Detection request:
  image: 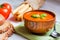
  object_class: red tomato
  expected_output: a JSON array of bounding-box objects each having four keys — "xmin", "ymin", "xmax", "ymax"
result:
[{"xmin": 0, "ymin": 3, "xmax": 12, "ymax": 19}]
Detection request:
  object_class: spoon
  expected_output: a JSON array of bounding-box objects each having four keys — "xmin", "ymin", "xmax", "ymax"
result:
[{"xmin": 50, "ymin": 24, "xmax": 60, "ymax": 38}]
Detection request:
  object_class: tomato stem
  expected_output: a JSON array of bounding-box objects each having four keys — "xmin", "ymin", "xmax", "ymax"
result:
[{"xmin": 0, "ymin": 5, "xmax": 3, "ymax": 8}]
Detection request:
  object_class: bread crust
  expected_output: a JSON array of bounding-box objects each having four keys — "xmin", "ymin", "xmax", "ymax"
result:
[
  {"xmin": 0, "ymin": 21, "xmax": 14, "ymax": 40},
  {"xmin": 0, "ymin": 21, "xmax": 14, "ymax": 33},
  {"xmin": 13, "ymin": 3, "xmax": 32, "ymax": 21},
  {"xmin": 0, "ymin": 24, "xmax": 14, "ymax": 40}
]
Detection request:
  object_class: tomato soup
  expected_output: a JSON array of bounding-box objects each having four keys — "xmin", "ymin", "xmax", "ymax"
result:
[{"xmin": 24, "ymin": 10, "xmax": 54, "ymax": 22}]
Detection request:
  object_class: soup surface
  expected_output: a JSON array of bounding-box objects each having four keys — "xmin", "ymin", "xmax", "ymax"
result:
[{"xmin": 24, "ymin": 11, "xmax": 54, "ymax": 21}]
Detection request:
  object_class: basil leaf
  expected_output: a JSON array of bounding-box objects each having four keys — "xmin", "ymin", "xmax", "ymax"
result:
[
  {"xmin": 40, "ymin": 14, "xmax": 47, "ymax": 19},
  {"xmin": 31, "ymin": 14, "xmax": 40, "ymax": 18}
]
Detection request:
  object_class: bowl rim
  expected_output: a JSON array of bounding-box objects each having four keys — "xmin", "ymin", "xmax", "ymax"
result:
[{"xmin": 23, "ymin": 10, "xmax": 56, "ymax": 22}]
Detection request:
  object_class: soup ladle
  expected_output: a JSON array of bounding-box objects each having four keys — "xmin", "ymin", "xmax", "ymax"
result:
[{"xmin": 50, "ymin": 24, "xmax": 60, "ymax": 38}]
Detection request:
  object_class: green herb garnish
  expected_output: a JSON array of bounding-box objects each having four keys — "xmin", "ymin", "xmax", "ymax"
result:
[
  {"xmin": 31, "ymin": 13, "xmax": 47, "ymax": 19},
  {"xmin": 40, "ymin": 14, "xmax": 47, "ymax": 19},
  {"xmin": 31, "ymin": 14, "xmax": 40, "ymax": 18}
]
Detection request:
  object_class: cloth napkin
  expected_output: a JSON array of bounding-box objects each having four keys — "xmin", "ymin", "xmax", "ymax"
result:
[{"xmin": 14, "ymin": 23, "xmax": 60, "ymax": 40}]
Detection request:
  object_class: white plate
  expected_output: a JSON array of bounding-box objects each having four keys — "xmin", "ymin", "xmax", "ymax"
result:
[{"xmin": 0, "ymin": 0, "xmax": 60, "ymax": 40}]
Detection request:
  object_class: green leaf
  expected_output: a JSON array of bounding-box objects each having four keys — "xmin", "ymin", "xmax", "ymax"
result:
[
  {"xmin": 31, "ymin": 14, "xmax": 40, "ymax": 18},
  {"xmin": 40, "ymin": 14, "xmax": 47, "ymax": 19},
  {"xmin": 41, "ymin": 14, "xmax": 47, "ymax": 17}
]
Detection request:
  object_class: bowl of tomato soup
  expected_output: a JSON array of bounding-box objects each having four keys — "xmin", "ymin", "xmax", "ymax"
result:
[{"xmin": 23, "ymin": 10, "xmax": 55, "ymax": 34}]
